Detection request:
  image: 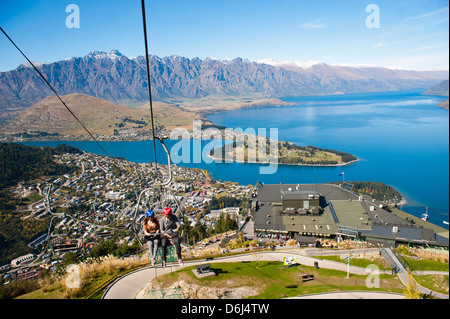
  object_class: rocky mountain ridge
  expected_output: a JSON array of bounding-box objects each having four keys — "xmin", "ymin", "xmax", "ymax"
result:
[{"xmin": 1, "ymin": 50, "xmax": 447, "ymax": 115}]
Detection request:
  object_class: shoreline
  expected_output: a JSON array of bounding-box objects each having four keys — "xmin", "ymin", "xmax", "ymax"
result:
[
  {"xmin": 8, "ymin": 140, "xmax": 448, "ymax": 231},
  {"xmin": 208, "ymin": 154, "xmax": 360, "ymax": 167},
  {"xmin": 5, "ymin": 136, "xmax": 360, "ymax": 167}
]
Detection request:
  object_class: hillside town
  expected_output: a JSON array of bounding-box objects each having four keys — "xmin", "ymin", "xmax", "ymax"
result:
[
  {"xmin": 1, "ymin": 147, "xmax": 448, "ymax": 297},
  {"xmin": 0, "ymin": 150, "xmax": 253, "ymax": 284}
]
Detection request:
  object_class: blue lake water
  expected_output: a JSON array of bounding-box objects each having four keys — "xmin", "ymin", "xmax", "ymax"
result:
[{"xmin": 24, "ymin": 90, "xmax": 449, "ymax": 229}]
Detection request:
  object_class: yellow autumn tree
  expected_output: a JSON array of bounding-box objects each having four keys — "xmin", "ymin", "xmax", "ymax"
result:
[{"xmin": 403, "ymin": 269, "xmax": 421, "ymax": 299}]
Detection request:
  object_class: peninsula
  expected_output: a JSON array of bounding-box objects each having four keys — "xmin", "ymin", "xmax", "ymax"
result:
[{"xmin": 210, "ymin": 140, "xmax": 358, "ymax": 166}]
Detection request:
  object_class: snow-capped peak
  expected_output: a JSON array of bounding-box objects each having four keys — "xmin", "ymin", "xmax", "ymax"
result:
[
  {"xmin": 85, "ymin": 49, "xmax": 123, "ymax": 60},
  {"xmin": 17, "ymin": 61, "xmax": 46, "ymax": 69},
  {"xmin": 256, "ymin": 58, "xmax": 323, "ymax": 69}
]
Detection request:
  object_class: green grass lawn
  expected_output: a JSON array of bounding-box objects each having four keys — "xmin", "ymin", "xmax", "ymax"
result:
[
  {"xmin": 16, "ymin": 272, "xmax": 118, "ymax": 299},
  {"xmin": 402, "ymin": 256, "xmax": 449, "ymax": 295},
  {"xmin": 404, "ymin": 257, "xmax": 449, "ymax": 272},
  {"xmin": 15, "ymin": 283, "xmax": 64, "ymax": 299},
  {"xmin": 319, "ymin": 255, "xmax": 391, "ymax": 271},
  {"xmin": 155, "ymin": 261, "xmax": 404, "ymax": 299},
  {"xmin": 413, "ymin": 274, "xmax": 449, "ymax": 295}
]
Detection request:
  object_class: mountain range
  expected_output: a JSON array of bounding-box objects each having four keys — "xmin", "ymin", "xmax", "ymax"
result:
[{"xmin": 0, "ymin": 49, "xmax": 448, "ymax": 124}]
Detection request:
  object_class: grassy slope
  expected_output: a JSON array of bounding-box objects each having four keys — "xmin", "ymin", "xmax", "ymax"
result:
[{"xmin": 0, "ymin": 93, "xmax": 202, "ymax": 137}]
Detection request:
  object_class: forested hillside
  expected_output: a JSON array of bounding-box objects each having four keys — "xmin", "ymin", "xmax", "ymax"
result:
[
  {"xmin": 0, "ymin": 143, "xmax": 82, "ymax": 265},
  {"xmin": 334, "ymin": 180, "xmax": 403, "ymax": 204}
]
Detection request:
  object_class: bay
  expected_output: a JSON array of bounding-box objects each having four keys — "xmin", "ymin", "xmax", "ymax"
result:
[
  {"xmin": 23, "ymin": 90, "xmax": 449, "ymax": 229},
  {"xmin": 205, "ymin": 90, "xmax": 449, "ymax": 228}
]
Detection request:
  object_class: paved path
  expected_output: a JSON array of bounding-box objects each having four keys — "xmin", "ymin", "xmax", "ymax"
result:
[
  {"xmin": 306, "ymin": 247, "xmax": 449, "ymax": 299},
  {"xmin": 103, "ymin": 248, "xmax": 449, "ymax": 299},
  {"xmin": 104, "ymin": 253, "xmax": 279, "ymax": 299},
  {"xmin": 397, "ymin": 270, "xmax": 449, "ymax": 299},
  {"xmin": 413, "ymin": 270, "xmax": 449, "ymax": 275}
]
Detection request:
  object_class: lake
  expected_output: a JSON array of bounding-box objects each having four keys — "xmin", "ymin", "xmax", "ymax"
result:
[{"xmin": 24, "ymin": 90, "xmax": 449, "ymax": 229}]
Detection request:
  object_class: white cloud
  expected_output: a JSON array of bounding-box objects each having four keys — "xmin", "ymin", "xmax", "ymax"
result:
[
  {"xmin": 396, "ymin": 31, "xmax": 449, "ymax": 45},
  {"xmin": 372, "ymin": 41, "xmax": 388, "ymax": 50},
  {"xmin": 256, "ymin": 59, "xmax": 378, "ymax": 69},
  {"xmin": 332, "ymin": 62, "xmax": 379, "ymax": 68},
  {"xmin": 300, "ymin": 19, "xmax": 326, "ymax": 29},
  {"xmin": 386, "ymin": 51, "xmax": 450, "ymax": 71},
  {"xmin": 404, "ymin": 6, "xmax": 449, "ymax": 22},
  {"xmin": 257, "ymin": 58, "xmax": 322, "ymax": 69},
  {"xmin": 293, "ymin": 60, "xmax": 323, "ymax": 68},
  {"xmin": 411, "ymin": 44, "xmax": 445, "ymax": 52}
]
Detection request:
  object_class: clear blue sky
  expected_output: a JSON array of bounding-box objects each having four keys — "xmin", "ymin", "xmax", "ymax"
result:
[{"xmin": 0, "ymin": 0, "xmax": 448, "ymax": 72}]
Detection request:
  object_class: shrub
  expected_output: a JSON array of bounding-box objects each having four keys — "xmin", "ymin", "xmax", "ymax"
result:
[
  {"xmin": 396, "ymin": 244, "xmax": 411, "ymax": 256},
  {"xmin": 249, "ymin": 240, "xmax": 259, "ymax": 248},
  {"xmin": 411, "ymin": 247, "xmax": 449, "ymax": 263},
  {"xmin": 56, "ymin": 254, "xmax": 148, "ymax": 298},
  {"xmin": 286, "ymin": 239, "xmax": 297, "ymax": 246},
  {"xmin": 0, "ymin": 278, "xmax": 41, "ymax": 299}
]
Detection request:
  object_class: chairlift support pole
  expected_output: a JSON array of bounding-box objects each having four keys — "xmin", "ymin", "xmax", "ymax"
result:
[
  {"xmin": 133, "ymin": 136, "xmax": 179, "ymax": 245},
  {"xmin": 347, "ymin": 253, "xmax": 350, "ymax": 278}
]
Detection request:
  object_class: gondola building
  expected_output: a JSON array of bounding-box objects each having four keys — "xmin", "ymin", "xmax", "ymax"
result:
[{"xmin": 250, "ymin": 183, "xmax": 448, "ymax": 248}]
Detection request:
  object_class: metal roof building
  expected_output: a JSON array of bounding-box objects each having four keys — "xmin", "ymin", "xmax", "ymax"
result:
[{"xmin": 250, "ymin": 183, "xmax": 449, "ymax": 247}]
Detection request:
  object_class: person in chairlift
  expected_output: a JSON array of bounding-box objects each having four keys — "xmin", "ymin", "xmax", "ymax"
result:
[
  {"xmin": 142, "ymin": 209, "xmax": 160, "ymax": 266},
  {"xmin": 159, "ymin": 207, "xmax": 183, "ymax": 267}
]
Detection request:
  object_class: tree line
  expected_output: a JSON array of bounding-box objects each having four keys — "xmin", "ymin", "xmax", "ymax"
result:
[
  {"xmin": 334, "ymin": 180, "xmax": 403, "ymax": 204},
  {"xmin": 280, "ymin": 143, "xmax": 358, "ymax": 163},
  {"xmin": 179, "ymin": 196, "xmax": 242, "ymax": 246},
  {"xmin": 0, "ymin": 143, "xmax": 81, "ymax": 188}
]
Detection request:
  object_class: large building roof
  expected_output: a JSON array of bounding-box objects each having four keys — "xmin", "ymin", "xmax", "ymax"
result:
[
  {"xmin": 256, "ymin": 183, "xmax": 351, "ymax": 203},
  {"xmin": 252, "ymin": 183, "xmax": 448, "ymax": 246},
  {"xmin": 360, "ymin": 225, "xmax": 448, "ymax": 246},
  {"xmin": 329, "ymin": 200, "xmax": 371, "ymax": 230}
]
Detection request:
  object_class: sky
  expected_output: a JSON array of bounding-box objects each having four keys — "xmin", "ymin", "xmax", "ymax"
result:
[{"xmin": 0, "ymin": 0, "xmax": 448, "ymax": 72}]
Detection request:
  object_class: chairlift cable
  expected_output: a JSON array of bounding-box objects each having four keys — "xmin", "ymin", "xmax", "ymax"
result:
[
  {"xmin": 141, "ymin": 0, "xmax": 159, "ymax": 171},
  {"xmin": 132, "ymin": 136, "xmax": 175, "ymax": 245},
  {"xmin": 2, "ymin": 2, "xmax": 184, "ymax": 251},
  {"xmin": 0, "ymin": 26, "xmax": 110, "ymax": 158},
  {"xmin": 427, "ymin": 207, "xmax": 448, "ymax": 218}
]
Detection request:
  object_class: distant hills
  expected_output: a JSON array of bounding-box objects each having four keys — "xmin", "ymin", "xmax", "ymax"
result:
[
  {"xmin": 0, "ymin": 50, "xmax": 448, "ymax": 123},
  {"xmin": 0, "ymin": 93, "xmax": 201, "ymax": 139},
  {"xmin": 422, "ymin": 79, "xmax": 449, "ymax": 96},
  {"xmin": 422, "ymin": 79, "xmax": 449, "ymax": 110},
  {"xmin": 437, "ymin": 100, "xmax": 449, "ymax": 110}
]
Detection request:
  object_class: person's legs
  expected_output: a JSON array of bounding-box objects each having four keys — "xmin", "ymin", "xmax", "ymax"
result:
[
  {"xmin": 152, "ymin": 239, "xmax": 160, "ymax": 264},
  {"xmin": 160, "ymin": 236, "xmax": 168, "ymax": 266},
  {"xmin": 171, "ymin": 236, "xmax": 183, "ymax": 265},
  {"xmin": 147, "ymin": 239, "xmax": 153, "ymax": 261},
  {"xmin": 147, "ymin": 237, "xmax": 158, "ymax": 265}
]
